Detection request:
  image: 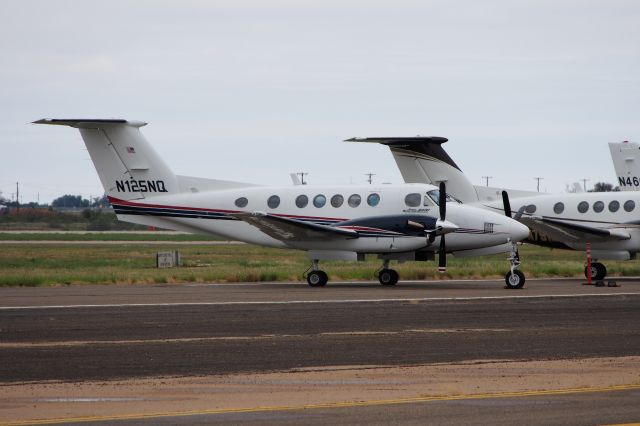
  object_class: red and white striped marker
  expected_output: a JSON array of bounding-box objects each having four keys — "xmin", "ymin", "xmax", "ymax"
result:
[{"xmin": 586, "ymin": 242, "xmax": 592, "ymax": 285}]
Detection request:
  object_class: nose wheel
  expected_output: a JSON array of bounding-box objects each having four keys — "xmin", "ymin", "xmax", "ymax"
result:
[{"xmin": 505, "ymin": 239, "xmax": 525, "ymax": 289}]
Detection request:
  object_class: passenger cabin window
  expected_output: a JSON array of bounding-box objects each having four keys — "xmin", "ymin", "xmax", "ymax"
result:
[
  {"xmin": 577, "ymin": 201, "xmax": 589, "ymax": 213},
  {"xmin": 553, "ymin": 202, "xmax": 564, "ymax": 214},
  {"xmin": 313, "ymin": 194, "xmax": 326, "ymax": 208},
  {"xmin": 267, "ymin": 195, "xmax": 280, "ymax": 209},
  {"xmin": 348, "ymin": 194, "xmax": 361, "ymax": 207},
  {"xmin": 609, "ymin": 200, "xmax": 620, "ymax": 212},
  {"xmin": 295, "ymin": 195, "xmax": 308, "ymax": 208},
  {"xmin": 624, "ymin": 200, "xmax": 635, "ymax": 212},
  {"xmin": 404, "ymin": 193, "xmax": 421, "ymax": 207},
  {"xmin": 525, "ymin": 204, "xmax": 537, "ymax": 214},
  {"xmin": 367, "ymin": 193, "xmax": 381, "ymax": 207},
  {"xmin": 593, "ymin": 201, "xmax": 604, "ymax": 213},
  {"xmin": 331, "ymin": 194, "xmax": 344, "ymax": 208},
  {"xmin": 426, "ymin": 190, "xmax": 462, "ymax": 206},
  {"xmin": 235, "ymin": 197, "xmax": 248, "ymax": 208}
]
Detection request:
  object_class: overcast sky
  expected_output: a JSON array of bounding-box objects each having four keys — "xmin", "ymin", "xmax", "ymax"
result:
[{"xmin": 1, "ymin": 0, "xmax": 639, "ymax": 203}]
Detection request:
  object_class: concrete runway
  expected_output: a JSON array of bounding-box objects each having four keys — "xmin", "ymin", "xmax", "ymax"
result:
[
  {"xmin": 1, "ymin": 278, "xmax": 639, "ymax": 425},
  {"xmin": 73, "ymin": 387, "xmax": 640, "ymax": 426}
]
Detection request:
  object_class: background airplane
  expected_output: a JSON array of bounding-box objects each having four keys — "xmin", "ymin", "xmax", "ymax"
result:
[
  {"xmin": 351, "ymin": 137, "xmax": 640, "ymax": 281},
  {"xmin": 609, "ymin": 141, "xmax": 640, "ymax": 191},
  {"xmin": 35, "ymin": 119, "xmax": 530, "ymax": 288}
]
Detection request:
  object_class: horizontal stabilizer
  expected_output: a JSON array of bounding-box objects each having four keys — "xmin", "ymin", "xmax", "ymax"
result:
[
  {"xmin": 33, "ymin": 118, "xmax": 147, "ymax": 128},
  {"xmin": 345, "ymin": 137, "xmax": 449, "ymax": 145}
]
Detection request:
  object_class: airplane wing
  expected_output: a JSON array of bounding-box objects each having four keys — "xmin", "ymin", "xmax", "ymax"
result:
[
  {"xmin": 519, "ymin": 216, "xmax": 630, "ymax": 242},
  {"xmin": 232, "ymin": 212, "xmax": 358, "ymax": 242}
]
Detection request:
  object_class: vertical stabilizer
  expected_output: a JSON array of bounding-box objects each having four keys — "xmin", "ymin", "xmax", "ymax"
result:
[
  {"xmin": 609, "ymin": 141, "xmax": 640, "ymax": 191},
  {"xmin": 34, "ymin": 119, "xmax": 179, "ymax": 200},
  {"xmin": 345, "ymin": 137, "xmax": 480, "ymax": 202}
]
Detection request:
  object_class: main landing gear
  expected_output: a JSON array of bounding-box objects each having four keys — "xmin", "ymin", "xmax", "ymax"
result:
[
  {"xmin": 306, "ymin": 259, "xmax": 328, "ymax": 287},
  {"xmin": 504, "ymin": 239, "xmax": 526, "ymax": 289},
  {"xmin": 377, "ymin": 259, "xmax": 399, "ymax": 286},
  {"xmin": 584, "ymin": 262, "xmax": 607, "ymax": 281}
]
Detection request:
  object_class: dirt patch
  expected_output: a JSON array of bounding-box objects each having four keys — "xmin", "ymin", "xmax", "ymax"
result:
[{"xmin": 1, "ymin": 356, "xmax": 639, "ymax": 423}]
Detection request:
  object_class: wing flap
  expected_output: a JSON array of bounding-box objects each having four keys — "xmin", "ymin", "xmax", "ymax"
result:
[{"xmin": 232, "ymin": 212, "xmax": 358, "ymax": 242}]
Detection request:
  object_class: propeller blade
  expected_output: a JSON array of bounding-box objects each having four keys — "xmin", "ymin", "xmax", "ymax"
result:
[
  {"xmin": 439, "ymin": 181, "xmax": 446, "ymax": 221},
  {"xmin": 438, "ymin": 235, "xmax": 446, "ymax": 272},
  {"xmin": 502, "ymin": 190, "xmax": 512, "ymax": 217},
  {"xmin": 513, "ymin": 205, "xmax": 526, "ymax": 221}
]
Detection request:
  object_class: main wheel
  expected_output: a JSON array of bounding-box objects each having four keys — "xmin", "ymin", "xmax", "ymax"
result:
[
  {"xmin": 378, "ymin": 269, "xmax": 399, "ymax": 286},
  {"xmin": 505, "ymin": 270, "xmax": 525, "ymax": 289},
  {"xmin": 584, "ymin": 262, "xmax": 607, "ymax": 281},
  {"xmin": 307, "ymin": 270, "xmax": 328, "ymax": 287}
]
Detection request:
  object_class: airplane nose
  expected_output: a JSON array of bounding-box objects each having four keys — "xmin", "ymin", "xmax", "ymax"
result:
[{"xmin": 509, "ymin": 220, "xmax": 530, "ymax": 242}]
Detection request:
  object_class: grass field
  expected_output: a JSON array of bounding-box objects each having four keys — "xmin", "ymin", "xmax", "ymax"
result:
[
  {"xmin": 0, "ymin": 232, "xmax": 221, "ymax": 242},
  {"xmin": 2, "ymin": 239, "xmax": 640, "ymax": 286}
]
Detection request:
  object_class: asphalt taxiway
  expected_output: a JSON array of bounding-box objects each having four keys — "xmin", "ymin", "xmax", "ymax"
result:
[{"xmin": 1, "ymin": 278, "xmax": 639, "ymax": 425}]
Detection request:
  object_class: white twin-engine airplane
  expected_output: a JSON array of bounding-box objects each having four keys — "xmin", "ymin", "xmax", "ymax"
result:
[
  {"xmin": 35, "ymin": 119, "xmax": 530, "ymax": 288},
  {"xmin": 351, "ymin": 137, "xmax": 640, "ymax": 281}
]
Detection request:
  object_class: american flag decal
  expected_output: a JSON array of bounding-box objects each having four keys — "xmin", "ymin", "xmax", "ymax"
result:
[{"xmin": 126, "ymin": 146, "xmax": 136, "ymax": 154}]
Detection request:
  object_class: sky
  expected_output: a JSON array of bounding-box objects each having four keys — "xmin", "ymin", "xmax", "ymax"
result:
[{"xmin": 1, "ymin": 0, "xmax": 639, "ymax": 203}]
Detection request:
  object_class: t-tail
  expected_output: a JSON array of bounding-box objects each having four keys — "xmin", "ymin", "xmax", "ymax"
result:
[
  {"xmin": 346, "ymin": 136, "xmax": 538, "ymax": 203},
  {"xmin": 609, "ymin": 141, "xmax": 640, "ymax": 191},
  {"xmin": 34, "ymin": 119, "xmax": 256, "ymax": 202}
]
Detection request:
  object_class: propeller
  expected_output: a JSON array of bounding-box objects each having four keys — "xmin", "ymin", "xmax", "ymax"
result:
[
  {"xmin": 438, "ymin": 181, "xmax": 447, "ymax": 273},
  {"xmin": 502, "ymin": 190, "xmax": 512, "ymax": 217},
  {"xmin": 502, "ymin": 190, "xmax": 526, "ymax": 221}
]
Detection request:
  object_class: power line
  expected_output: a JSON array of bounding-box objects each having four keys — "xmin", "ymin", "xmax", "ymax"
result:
[
  {"xmin": 581, "ymin": 178, "xmax": 590, "ymax": 192},
  {"xmin": 365, "ymin": 173, "xmax": 376, "ymax": 184},
  {"xmin": 296, "ymin": 172, "xmax": 308, "ymax": 185},
  {"xmin": 534, "ymin": 177, "xmax": 543, "ymax": 192}
]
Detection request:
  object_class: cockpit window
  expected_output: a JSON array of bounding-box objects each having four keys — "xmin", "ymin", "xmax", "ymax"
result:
[{"xmin": 427, "ymin": 190, "xmax": 463, "ymax": 206}]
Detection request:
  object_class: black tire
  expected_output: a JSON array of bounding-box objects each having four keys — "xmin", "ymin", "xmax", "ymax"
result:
[
  {"xmin": 584, "ymin": 262, "xmax": 607, "ymax": 281},
  {"xmin": 505, "ymin": 270, "xmax": 525, "ymax": 289},
  {"xmin": 307, "ymin": 270, "xmax": 328, "ymax": 287},
  {"xmin": 378, "ymin": 269, "xmax": 399, "ymax": 286}
]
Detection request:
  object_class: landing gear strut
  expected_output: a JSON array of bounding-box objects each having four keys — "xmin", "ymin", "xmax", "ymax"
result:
[
  {"xmin": 584, "ymin": 262, "xmax": 607, "ymax": 281},
  {"xmin": 377, "ymin": 260, "xmax": 399, "ymax": 286},
  {"xmin": 306, "ymin": 259, "xmax": 328, "ymax": 287},
  {"xmin": 504, "ymin": 239, "xmax": 525, "ymax": 289}
]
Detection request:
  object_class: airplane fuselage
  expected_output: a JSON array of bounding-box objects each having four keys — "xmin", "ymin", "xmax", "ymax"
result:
[
  {"xmin": 110, "ymin": 183, "xmax": 525, "ymax": 255},
  {"xmin": 484, "ymin": 191, "xmax": 640, "ymax": 259}
]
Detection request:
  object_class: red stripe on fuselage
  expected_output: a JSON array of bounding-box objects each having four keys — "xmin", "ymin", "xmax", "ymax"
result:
[{"xmin": 107, "ymin": 196, "xmax": 348, "ymax": 222}]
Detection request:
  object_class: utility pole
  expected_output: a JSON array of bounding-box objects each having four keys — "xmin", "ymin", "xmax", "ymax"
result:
[
  {"xmin": 365, "ymin": 173, "xmax": 376, "ymax": 184},
  {"xmin": 534, "ymin": 177, "xmax": 543, "ymax": 192},
  {"xmin": 16, "ymin": 181, "xmax": 19, "ymax": 215},
  {"xmin": 296, "ymin": 172, "xmax": 308, "ymax": 185},
  {"xmin": 481, "ymin": 176, "xmax": 492, "ymax": 187},
  {"xmin": 581, "ymin": 178, "xmax": 590, "ymax": 192}
]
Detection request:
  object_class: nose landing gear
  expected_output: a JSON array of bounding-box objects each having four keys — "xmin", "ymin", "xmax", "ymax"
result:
[{"xmin": 504, "ymin": 240, "xmax": 525, "ymax": 289}]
